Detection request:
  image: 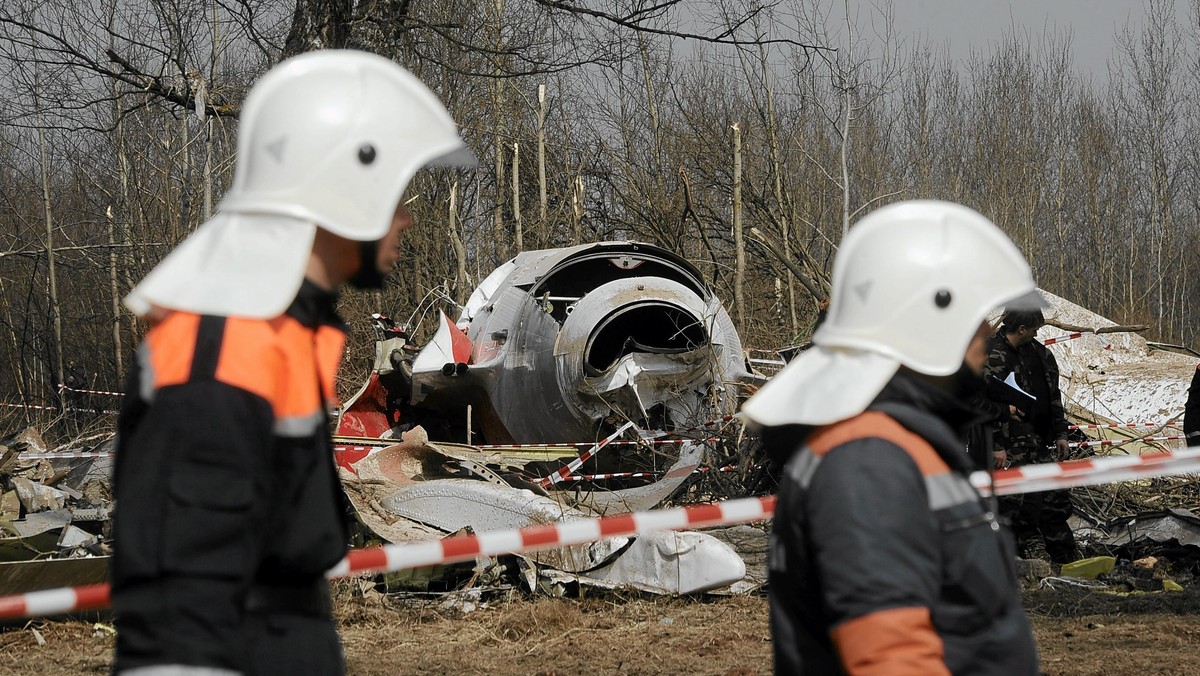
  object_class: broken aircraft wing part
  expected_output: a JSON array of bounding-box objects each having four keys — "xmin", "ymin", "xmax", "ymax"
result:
[
  {"xmin": 378, "ymin": 478, "xmax": 631, "ymax": 573},
  {"xmin": 583, "ymin": 530, "xmax": 746, "ymax": 595},
  {"xmin": 570, "ymin": 441, "xmax": 705, "ymax": 515},
  {"xmin": 376, "ymin": 477, "xmax": 745, "ymax": 594},
  {"xmin": 1102, "ymin": 508, "xmax": 1200, "ymax": 549}
]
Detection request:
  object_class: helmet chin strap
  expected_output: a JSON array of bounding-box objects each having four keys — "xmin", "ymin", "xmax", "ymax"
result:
[{"xmin": 347, "ymin": 240, "xmax": 386, "ymax": 290}]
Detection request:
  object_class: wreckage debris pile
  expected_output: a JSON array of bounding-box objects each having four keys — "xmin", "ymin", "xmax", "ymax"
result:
[{"xmin": 0, "ymin": 427, "xmax": 112, "ymax": 594}]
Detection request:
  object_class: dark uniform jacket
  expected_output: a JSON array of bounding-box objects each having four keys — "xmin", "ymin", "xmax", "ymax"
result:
[
  {"xmin": 982, "ymin": 331, "xmax": 1069, "ymax": 462},
  {"xmin": 111, "ymin": 280, "xmax": 350, "ymax": 672},
  {"xmin": 765, "ymin": 370, "xmax": 1038, "ymax": 675}
]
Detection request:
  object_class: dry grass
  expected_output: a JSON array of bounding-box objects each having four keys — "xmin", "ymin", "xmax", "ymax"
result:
[{"xmin": 5, "ymin": 587, "xmax": 1200, "ymax": 675}]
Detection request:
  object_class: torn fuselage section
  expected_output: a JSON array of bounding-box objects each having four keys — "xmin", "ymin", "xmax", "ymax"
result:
[
  {"xmin": 333, "ymin": 243, "xmax": 761, "ymax": 595},
  {"xmin": 388, "ymin": 241, "xmax": 755, "ymax": 445}
]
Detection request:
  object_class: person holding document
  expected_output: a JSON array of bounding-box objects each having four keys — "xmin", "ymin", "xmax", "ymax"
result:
[{"xmin": 983, "ymin": 308, "xmax": 1079, "ymax": 564}]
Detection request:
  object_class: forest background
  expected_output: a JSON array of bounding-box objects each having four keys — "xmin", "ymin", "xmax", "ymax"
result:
[{"xmin": 1, "ymin": 0, "xmax": 1197, "ymax": 433}]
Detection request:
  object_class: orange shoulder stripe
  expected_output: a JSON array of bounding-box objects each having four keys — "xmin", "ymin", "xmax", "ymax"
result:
[
  {"xmin": 831, "ymin": 606, "xmax": 948, "ymax": 676},
  {"xmin": 213, "ymin": 316, "xmax": 284, "ymax": 405},
  {"xmin": 143, "ymin": 312, "xmax": 201, "ymax": 390},
  {"xmin": 144, "ymin": 311, "xmax": 344, "ymax": 422},
  {"xmin": 806, "ymin": 411, "xmax": 949, "ymax": 477}
]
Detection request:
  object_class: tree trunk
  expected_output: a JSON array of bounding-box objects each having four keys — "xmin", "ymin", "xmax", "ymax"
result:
[
  {"xmin": 107, "ymin": 206, "xmax": 124, "ymax": 378},
  {"xmin": 448, "ymin": 182, "xmax": 470, "ymax": 306},
  {"xmin": 537, "ymin": 84, "xmax": 547, "ymax": 235},
  {"xmin": 731, "ymin": 123, "xmax": 745, "ymax": 335},
  {"xmin": 571, "ymin": 175, "xmax": 584, "ymax": 245},
  {"xmin": 512, "ymin": 142, "xmax": 523, "ymax": 251},
  {"xmin": 29, "ymin": 39, "xmax": 65, "ymax": 396}
]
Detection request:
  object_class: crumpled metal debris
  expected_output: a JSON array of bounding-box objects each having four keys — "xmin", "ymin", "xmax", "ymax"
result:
[
  {"xmin": 0, "ymin": 427, "xmax": 113, "ymax": 594},
  {"xmin": 1101, "ymin": 508, "xmax": 1200, "ymax": 549},
  {"xmin": 341, "ymin": 425, "xmax": 749, "ymax": 596}
]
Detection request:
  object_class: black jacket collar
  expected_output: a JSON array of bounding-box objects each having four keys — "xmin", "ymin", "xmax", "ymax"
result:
[{"xmin": 287, "ymin": 279, "xmax": 349, "ymax": 332}]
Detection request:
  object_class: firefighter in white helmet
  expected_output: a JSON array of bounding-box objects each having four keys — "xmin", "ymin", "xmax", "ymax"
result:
[
  {"xmin": 742, "ymin": 200, "xmax": 1040, "ymax": 675},
  {"xmin": 111, "ymin": 50, "xmax": 475, "ymax": 675}
]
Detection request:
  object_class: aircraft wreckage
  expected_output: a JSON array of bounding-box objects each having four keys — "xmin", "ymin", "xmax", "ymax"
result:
[{"xmin": 334, "ymin": 241, "xmax": 763, "ymax": 595}]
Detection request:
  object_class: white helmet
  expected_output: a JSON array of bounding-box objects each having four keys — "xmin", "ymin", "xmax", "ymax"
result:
[
  {"xmin": 219, "ymin": 50, "xmax": 475, "ymax": 240},
  {"xmin": 124, "ymin": 50, "xmax": 474, "ymax": 319},
  {"xmin": 741, "ymin": 200, "xmax": 1041, "ymax": 427}
]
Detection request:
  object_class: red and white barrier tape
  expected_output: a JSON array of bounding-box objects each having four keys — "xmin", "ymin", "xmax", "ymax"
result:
[
  {"xmin": 20, "ymin": 437, "xmax": 1192, "ymax": 463},
  {"xmin": 473, "ymin": 438, "xmax": 718, "ymax": 450},
  {"xmin": 333, "ymin": 444, "xmax": 382, "ymax": 454},
  {"xmin": 1069, "ymin": 436, "xmax": 1185, "ymax": 449},
  {"xmin": 0, "ymin": 494, "xmax": 776, "ymax": 620},
  {"xmin": 333, "ymin": 436, "xmax": 720, "ymax": 452},
  {"xmin": 538, "ymin": 421, "xmax": 636, "ymax": 487},
  {"xmin": 328, "ymin": 493, "xmax": 774, "ymax": 577},
  {"xmin": 972, "ymin": 445, "xmax": 1200, "ymax": 496},
  {"xmin": 1040, "ymin": 332, "xmax": 1085, "ymax": 346},
  {"xmin": 0, "ymin": 401, "xmax": 118, "ymax": 415},
  {"xmin": 556, "ymin": 471, "xmax": 661, "ymax": 482},
  {"xmin": 0, "ymin": 584, "xmax": 112, "ymax": 620},
  {"xmin": 14, "ymin": 452, "xmax": 112, "ymax": 460},
  {"xmin": 58, "ymin": 385, "xmax": 124, "ymax": 398},
  {"xmin": 1041, "ymin": 332, "xmax": 1112, "ymax": 350},
  {"xmin": 6, "ymin": 425, "xmax": 1199, "ymax": 620},
  {"xmin": 1069, "ymin": 422, "xmax": 1179, "ymax": 430},
  {"xmin": 0, "ymin": 402, "xmax": 59, "ymax": 412},
  {"xmin": 554, "ymin": 464, "xmax": 737, "ymax": 483}
]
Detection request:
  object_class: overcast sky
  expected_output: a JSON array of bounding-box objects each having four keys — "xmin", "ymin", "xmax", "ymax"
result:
[{"xmin": 883, "ymin": 0, "xmax": 1154, "ymax": 73}]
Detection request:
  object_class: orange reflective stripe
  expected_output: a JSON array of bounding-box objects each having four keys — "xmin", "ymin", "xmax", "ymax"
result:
[
  {"xmin": 144, "ymin": 312, "xmax": 201, "ymax": 390},
  {"xmin": 831, "ymin": 606, "xmax": 948, "ymax": 676},
  {"xmin": 213, "ymin": 316, "xmax": 283, "ymax": 404},
  {"xmin": 315, "ymin": 324, "xmax": 346, "ymax": 406},
  {"xmin": 212, "ymin": 315, "xmax": 334, "ymax": 422},
  {"xmin": 807, "ymin": 411, "xmax": 949, "ymax": 478},
  {"xmin": 271, "ymin": 316, "xmax": 324, "ymax": 420},
  {"xmin": 142, "ymin": 311, "xmax": 341, "ymax": 425}
]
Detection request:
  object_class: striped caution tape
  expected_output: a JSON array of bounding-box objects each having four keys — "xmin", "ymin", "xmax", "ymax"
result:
[
  {"xmin": 1068, "ymin": 436, "xmax": 1186, "ymax": 449},
  {"xmin": 14, "ymin": 452, "xmax": 113, "ymax": 460},
  {"xmin": 58, "ymin": 385, "xmax": 124, "ymax": 398},
  {"xmin": 327, "ymin": 493, "xmax": 775, "ymax": 577},
  {"xmin": 0, "ymin": 494, "xmax": 777, "ymax": 620},
  {"xmin": 6, "ymin": 434, "xmax": 1199, "ymax": 619},
  {"xmin": 1069, "ymin": 422, "xmax": 1179, "ymax": 430},
  {"xmin": 0, "ymin": 401, "xmax": 59, "ymax": 412},
  {"xmin": 537, "ymin": 421, "xmax": 636, "ymax": 487},
  {"xmin": 474, "ymin": 437, "xmax": 719, "ymax": 450},
  {"xmin": 0, "ymin": 401, "xmax": 118, "ymax": 415},
  {"xmin": 971, "ymin": 445, "xmax": 1200, "ymax": 497},
  {"xmin": 331, "ymin": 436, "xmax": 719, "ymax": 452},
  {"xmin": 9, "ymin": 442, "xmax": 1200, "ymax": 619},
  {"xmin": 553, "ymin": 464, "xmax": 737, "ymax": 483},
  {"xmin": 1040, "ymin": 331, "xmax": 1112, "ymax": 350},
  {"xmin": 20, "ymin": 434, "xmax": 1192, "ymax": 468},
  {"xmin": 0, "ymin": 583, "xmax": 112, "ymax": 620},
  {"xmin": 1040, "ymin": 332, "xmax": 1085, "ymax": 346}
]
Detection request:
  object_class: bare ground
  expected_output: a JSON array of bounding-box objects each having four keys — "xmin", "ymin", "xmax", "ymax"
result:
[{"xmin": 5, "ymin": 586, "xmax": 1200, "ymax": 675}]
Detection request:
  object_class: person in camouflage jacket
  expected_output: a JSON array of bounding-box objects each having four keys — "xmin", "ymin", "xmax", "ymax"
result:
[{"xmin": 983, "ymin": 308, "xmax": 1079, "ymax": 564}]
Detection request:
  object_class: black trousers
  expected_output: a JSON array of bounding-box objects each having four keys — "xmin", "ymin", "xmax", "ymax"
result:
[{"xmin": 1000, "ymin": 488, "xmax": 1077, "ymax": 564}]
